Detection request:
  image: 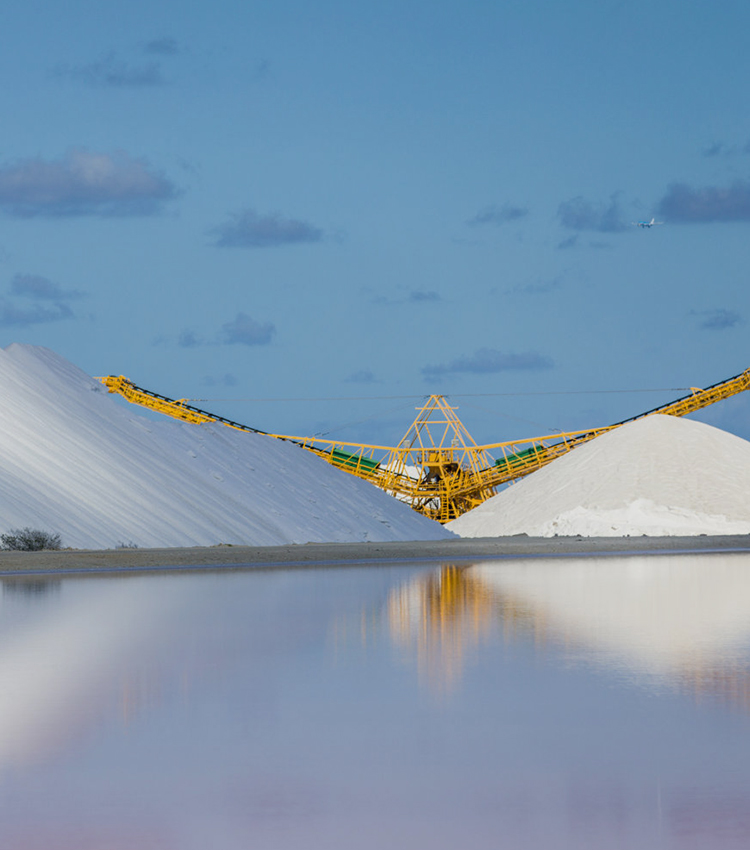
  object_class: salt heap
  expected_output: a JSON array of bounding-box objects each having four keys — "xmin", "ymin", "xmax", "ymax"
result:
[
  {"xmin": 0, "ymin": 344, "xmax": 452, "ymax": 549},
  {"xmin": 448, "ymin": 414, "xmax": 750, "ymax": 537}
]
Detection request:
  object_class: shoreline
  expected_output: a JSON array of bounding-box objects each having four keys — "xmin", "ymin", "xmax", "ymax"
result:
[{"xmin": 1, "ymin": 534, "xmax": 750, "ymax": 576}]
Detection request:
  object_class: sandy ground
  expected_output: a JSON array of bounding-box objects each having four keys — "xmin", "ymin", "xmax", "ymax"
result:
[{"xmin": 0, "ymin": 534, "xmax": 749, "ymax": 576}]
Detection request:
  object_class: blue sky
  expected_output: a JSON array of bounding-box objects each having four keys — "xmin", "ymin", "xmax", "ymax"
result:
[{"xmin": 2, "ymin": 0, "xmax": 749, "ymax": 448}]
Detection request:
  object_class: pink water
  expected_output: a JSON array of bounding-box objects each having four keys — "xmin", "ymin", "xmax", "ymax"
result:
[{"xmin": 1, "ymin": 554, "xmax": 749, "ymax": 849}]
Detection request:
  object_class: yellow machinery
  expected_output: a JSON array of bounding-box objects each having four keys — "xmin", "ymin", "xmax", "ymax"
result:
[{"xmin": 98, "ymin": 368, "xmax": 750, "ymax": 523}]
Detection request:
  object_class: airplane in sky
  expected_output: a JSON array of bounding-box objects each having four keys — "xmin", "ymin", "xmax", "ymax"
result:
[{"xmin": 632, "ymin": 217, "xmax": 663, "ymax": 228}]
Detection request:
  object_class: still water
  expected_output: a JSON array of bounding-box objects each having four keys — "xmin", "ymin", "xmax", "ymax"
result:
[{"xmin": 2, "ymin": 552, "xmax": 750, "ymax": 849}]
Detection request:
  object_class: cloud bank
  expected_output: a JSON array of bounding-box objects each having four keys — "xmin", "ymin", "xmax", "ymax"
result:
[
  {"xmin": 422, "ymin": 348, "xmax": 553, "ymax": 378},
  {"xmin": 409, "ymin": 290, "xmax": 440, "ymax": 303},
  {"xmin": 143, "ymin": 37, "xmax": 180, "ymax": 56},
  {"xmin": 178, "ymin": 313, "xmax": 276, "ymax": 348},
  {"xmin": 219, "ymin": 312, "xmax": 276, "ymax": 345},
  {"xmin": 701, "ymin": 140, "xmax": 750, "ymax": 158},
  {"xmin": 212, "ymin": 210, "xmax": 323, "ymax": 248},
  {"xmin": 0, "ymin": 300, "xmax": 73, "ymax": 327},
  {"xmin": 557, "ymin": 194, "xmax": 627, "ymax": 232},
  {"xmin": 693, "ymin": 308, "xmax": 742, "ymax": 330},
  {"xmin": 468, "ymin": 203, "xmax": 528, "ymax": 227},
  {"xmin": 11, "ymin": 273, "xmax": 84, "ymax": 301},
  {"xmin": 0, "ymin": 149, "xmax": 178, "ymax": 217},
  {"xmin": 55, "ymin": 40, "xmax": 180, "ymax": 87},
  {"xmin": 0, "ymin": 273, "xmax": 83, "ymax": 327},
  {"xmin": 56, "ymin": 53, "xmax": 164, "ymax": 87},
  {"xmin": 178, "ymin": 330, "xmax": 203, "ymax": 348},
  {"xmin": 657, "ymin": 180, "xmax": 750, "ymax": 223}
]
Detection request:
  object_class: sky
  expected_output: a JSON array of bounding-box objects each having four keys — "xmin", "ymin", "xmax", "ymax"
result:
[{"xmin": 2, "ymin": 0, "xmax": 750, "ymax": 450}]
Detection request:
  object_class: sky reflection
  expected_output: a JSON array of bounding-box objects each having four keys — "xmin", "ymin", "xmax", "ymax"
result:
[{"xmin": 1, "ymin": 555, "xmax": 750, "ymax": 848}]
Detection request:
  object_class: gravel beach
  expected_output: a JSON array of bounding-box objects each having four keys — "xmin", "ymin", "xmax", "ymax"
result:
[{"xmin": 1, "ymin": 534, "xmax": 750, "ymax": 576}]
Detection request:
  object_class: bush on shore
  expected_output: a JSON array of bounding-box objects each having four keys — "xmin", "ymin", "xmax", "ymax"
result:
[{"xmin": 1, "ymin": 527, "xmax": 62, "ymax": 551}]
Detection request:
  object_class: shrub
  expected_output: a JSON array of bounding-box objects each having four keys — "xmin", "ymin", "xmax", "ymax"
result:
[{"xmin": 0, "ymin": 528, "xmax": 62, "ymax": 551}]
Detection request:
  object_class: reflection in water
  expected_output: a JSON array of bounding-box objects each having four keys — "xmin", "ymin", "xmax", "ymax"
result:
[
  {"xmin": 2, "ymin": 579, "xmax": 61, "ymax": 599},
  {"xmin": 385, "ymin": 565, "xmax": 499, "ymax": 691},
  {"xmin": 473, "ymin": 553, "xmax": 750, "ymax": 707},
  {"xmin": 379, "ymin": 553, "xmax": 750, "ymax": 704},
  {"xmin": 0, "ymin": 575, "xmax": 197, "ymax": 769},
  {"xmin": 2, "ymin": 558, "xmax": 750, "ymax": 849}
]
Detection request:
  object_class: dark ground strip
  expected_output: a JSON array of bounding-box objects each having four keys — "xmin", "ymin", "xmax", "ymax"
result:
[{"xmin": 0, "ymin": 534, "xmax": 749, "ymax": 577}]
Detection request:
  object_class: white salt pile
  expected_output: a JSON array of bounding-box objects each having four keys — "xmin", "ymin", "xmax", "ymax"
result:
[
  {"xmin": 0, "ymin": 344, "xmax": 452, "ymax": 549},
  {"xmin": 448, "ymin": 415, "xmax": 750, "ymax": 537}
]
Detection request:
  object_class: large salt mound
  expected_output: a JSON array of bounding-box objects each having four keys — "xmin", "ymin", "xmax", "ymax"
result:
[
  {"xmin": 448, "ymin": 414, "xmax": 750, "ymax": 537},
  {"xmin": 0, "ymin": 344, "xmax": 452, "ymax": 549}
]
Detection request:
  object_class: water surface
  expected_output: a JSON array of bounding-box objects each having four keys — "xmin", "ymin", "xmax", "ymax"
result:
[{"xmin": 1, "ymin": 552, "xmax": 750, "ymax": 849}]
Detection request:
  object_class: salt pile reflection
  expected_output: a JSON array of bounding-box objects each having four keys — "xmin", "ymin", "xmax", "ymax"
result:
[
  {"xmin": 473, "ymin": 553, "xmax": 750, "ymax": 696},
  {"xmin": 0, "ymin": 575, "xmax": 198, "ymax": 769},
  {"xmin": 381, "ymin": 552, "xmax": 750, "ymax": 700}
]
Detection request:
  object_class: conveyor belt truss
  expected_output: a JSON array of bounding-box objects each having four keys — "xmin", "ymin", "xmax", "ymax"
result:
[{"xmin": 98, "ymin": 368, "xmax": 750, "ymax": 523}]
